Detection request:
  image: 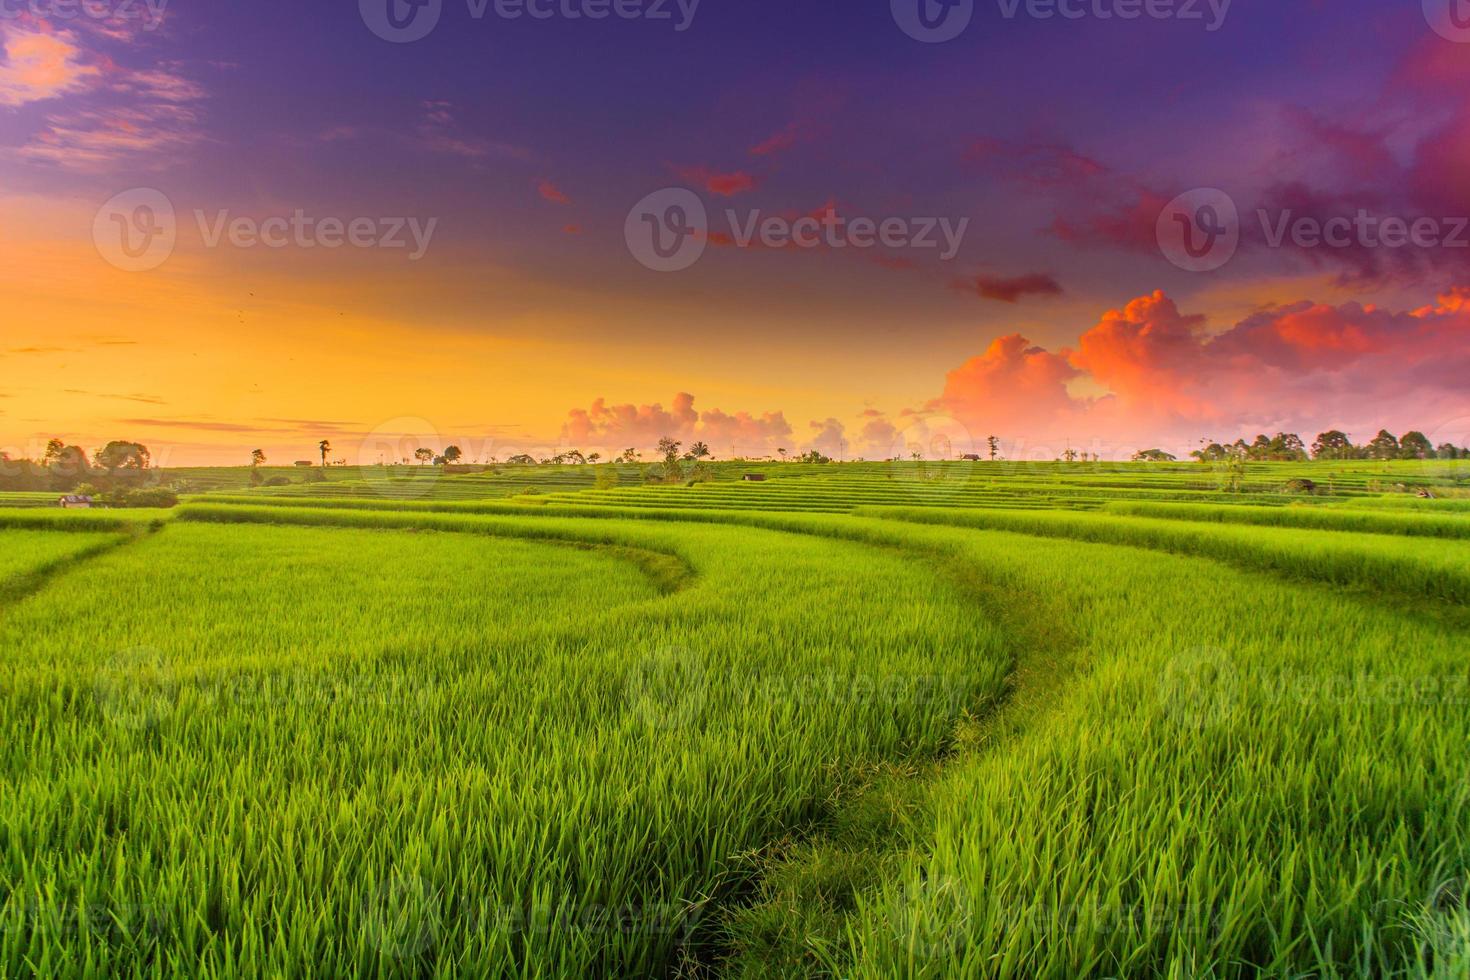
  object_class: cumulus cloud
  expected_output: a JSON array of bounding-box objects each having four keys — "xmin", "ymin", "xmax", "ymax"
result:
[
  {"xmin": 929, "ymin": 288, "xmax": 1470, "ymax": 455},
  {"xmin": 560, "ymin": 393, "xmax": 792, "ymax": 457},
  {"xmin": 805, "ymin": 418, "xmax": 849, "ymax": 459}
]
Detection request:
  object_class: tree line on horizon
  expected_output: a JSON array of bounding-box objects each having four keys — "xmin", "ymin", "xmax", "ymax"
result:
[
  {"xmin": 0, "ymin": 438, "xmax": 178, "ymax": 506},
  {"xmin": 1184, "ymin": 429, "xmax": 1465, "ymax": 463}
]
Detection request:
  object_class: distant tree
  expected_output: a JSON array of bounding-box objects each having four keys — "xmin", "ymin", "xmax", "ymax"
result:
[
  {"xmin": 689, "ymin": 441, "xmax": 711, "ymax": 460},
  {"xmin": 412, "ymin": 448, "xmax": 433, "ymax": 465},
  {"xmin": 1132, "ymin": 449, "xmax": 1177, "ymax": 462},
  {"xmin": 1268, "ymin": 433, "xmax": 1308, "ymax": 461},
  {"xmin": 587, "ymin": 452, "xmax": 602, "ymax": 464},
  {"xmin": 1399, "ymin": 431, "xmax": 1433, "ymax": 460},
  {"xmin": 1367, "ymin": 429, "xmax": 1401, "ymax": 460},
  {"xmin": 507, "ymin": 454, "xmax": 537, "ymax": 465},
  {"xmin": 318, "ymin": 440, "xmax": 332, "ymax": 467},
  {"xmin": 1061, "ymin": 448, "xmax": 1079, "ymax": 463},
  {"xmin": 1192, "ymin": 442, "xmax": 1228, "ymax": 463},
  {"xmin": 657, "ymin": 437, "xmax": 681, "ymax": 462},
  {"xmin": 443, "ymin": 445, "xmax": 464, "ymax": 464},
  {"xmin": 987, "ymin": 436, "xmax": 1000, "ymax": 461},
  {"xmin": 1246, "ymin": 435, "xmax": 1272, "ymax": 461},
  {"xmin": 619, "ymin": 448, "xmax": 640, "ymax": 463},
  {"xmin": 94, "ymin": 441, "xmax": 151, "ymax": 473},
  {"xmin": 1312, "ymin": 430, "xmax": 1353, "ymax": 460},
  {"xmin": 777, "ymin": 448, "xmax": 788, "ymax": 461},
  {"xmin": 43, "ymin": 439, "xmax": 64, "ymax": 466},
  {"xmin": 50, "ymin": 445, "xmax": 90, "ymax": 480},
  {"xmin": 251, "ymin": 449, "xmax": 266, "ymax": 467},
  {"xmin": 1436, "ymin": 443, "xmax": 1461, "ymax": 460}
]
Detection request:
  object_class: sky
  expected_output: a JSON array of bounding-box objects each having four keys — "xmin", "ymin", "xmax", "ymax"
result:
[{"xmin": 2, "ymin": 0, "xmax": 1469, "ymax": 465}]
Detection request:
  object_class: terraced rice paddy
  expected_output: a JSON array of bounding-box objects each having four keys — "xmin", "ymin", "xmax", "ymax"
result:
[{"xmin": 1, "ymin": 460, "xmax": 1466, "ymax": 977}]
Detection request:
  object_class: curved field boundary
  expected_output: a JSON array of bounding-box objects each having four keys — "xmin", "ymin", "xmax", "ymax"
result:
[
  {"xmin": 860, "ymin": 506, "xmax": 1470, "ymax": 608},
  {"xmin": 0, "ymin": 510, "xmax": 171, "ymax": 533},
  {"xmin": 1104, "ymin": 500, "xmax": 1470, "ymax": 539},
  {"xmin": 1341, "ymin": 496, "xmax": 1470, "ymax": 513},
  {"xmin": 0, "ymin": 523, "xmax": 160, "ymax": 607}
]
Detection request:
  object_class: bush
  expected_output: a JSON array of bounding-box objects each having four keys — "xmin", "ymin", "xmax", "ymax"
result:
[{"xmin": 115, "ymin": 487, "xmax": 179, "ymax": 509}]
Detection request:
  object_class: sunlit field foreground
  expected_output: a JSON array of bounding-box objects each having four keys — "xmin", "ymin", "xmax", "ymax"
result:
[{"xmin": 1, "ymin": 461, "xmax": 1467, "ymax": 977}]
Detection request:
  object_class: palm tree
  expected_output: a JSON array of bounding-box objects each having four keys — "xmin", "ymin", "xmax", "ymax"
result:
[
  {"xmin": 690, "ymin": 441, "xmax": 711, "ymax": 460},
  {"xmin": 318, "ymin": 440, "xmax": 331, "ymax": 467}
]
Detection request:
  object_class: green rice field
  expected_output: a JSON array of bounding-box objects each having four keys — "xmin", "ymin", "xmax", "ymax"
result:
[{"xmin": 1, "ymin": 460, "xmax": 1466, "ymax": 977}]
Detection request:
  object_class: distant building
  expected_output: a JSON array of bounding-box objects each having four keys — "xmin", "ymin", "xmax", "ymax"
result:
[
  {"xmin": 294, "ymin": 460, "xmax": 315, "ymax": 467},
  {"xmin": 960, "ymin": 454, "xmax": 982, "ymax": 462},
  {"xmin": 743, "ymin": 473, "xmax": 767, "ymax": 482},
  {"xmin": 58, "ymin": 494, "xmax": 93, "ymax": 509}
]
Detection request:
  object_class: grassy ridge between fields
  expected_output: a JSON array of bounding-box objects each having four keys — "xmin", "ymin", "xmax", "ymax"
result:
[
  {"xmin": 861, "ymin": 506, "xmax": 1470, "ymax": 608},
  {"xmin": 1103, "ymin": 500, "xmax": 1470, "ymax": 539}
]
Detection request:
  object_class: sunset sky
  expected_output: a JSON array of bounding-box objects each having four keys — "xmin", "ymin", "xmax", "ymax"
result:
[{"xmin": 3, "ymin": 0, "xmax": 1469, "ymax": 465}]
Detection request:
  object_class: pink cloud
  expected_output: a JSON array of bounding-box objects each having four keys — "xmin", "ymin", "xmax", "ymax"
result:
[
  {"xmin": 750, "ymin": 121, "xmax": 806, "ymax": 157},
  {"xmin": 0, "ymin": 25, "xmax": 99, "ymax": 106},
  {"xmin": 560, "ymin": 393, "xmax": 793, "ymax": 457},
  {"xmin": 806, "ymin": 418, "xmax": 849, "ymax": 458},
  {"xmin": 676, "ymin": 165, "xmax": 759, "ymax": 197},
  {"xmin": 929, "ymin": 288, "xmax": 1470, "ymax": 453},
  {"xmin": 538, "ymin": 179, "xmax": 572, "ymax": 205},
  {"xmin": 951, "ymin": 272, "xmax": 1064, "ymax": 303}
]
